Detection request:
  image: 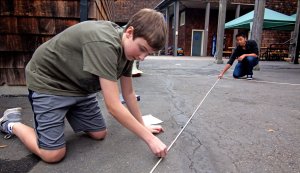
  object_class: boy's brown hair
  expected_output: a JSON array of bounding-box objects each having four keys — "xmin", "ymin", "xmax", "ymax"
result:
[{"xmin": 125, "ymin": 8, "xmax": 167, "ymax": 51}]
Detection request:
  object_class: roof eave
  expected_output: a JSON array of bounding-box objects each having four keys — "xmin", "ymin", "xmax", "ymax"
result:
[{"xmin": 154, "ymin": 0, "xmax": 174, "ymax": 10}]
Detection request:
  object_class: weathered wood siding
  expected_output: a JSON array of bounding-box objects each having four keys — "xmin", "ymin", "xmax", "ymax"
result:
[{"xmin": 0, "ymin": 0, "xmax": 114, "ymax": 85}]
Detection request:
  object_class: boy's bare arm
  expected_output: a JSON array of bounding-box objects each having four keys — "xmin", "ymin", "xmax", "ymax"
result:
[
  {"xmin": 99, "ymin": 77, "xmax": 167, "ymax": 157},
  {"xmin": 120, "ymin": 76, "xmax": 144, "ymax": 125},
  {"xmin": 238, "ymin": 53, "xmax": 258, "ymax": 61},
  {"xmin": 219, "ymin": 64, "xmax": 232, "ymax": 78}
]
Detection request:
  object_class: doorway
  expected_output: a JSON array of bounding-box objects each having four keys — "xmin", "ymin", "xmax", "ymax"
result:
[{"xmin": 191, "ymin": 30, "xmax": 204, "ymax": 56}]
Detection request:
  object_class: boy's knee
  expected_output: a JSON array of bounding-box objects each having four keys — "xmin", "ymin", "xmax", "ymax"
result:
[
  {"xmin": 87, "ymin": 129, "xmax": 107, "ymax": 140},
  {"xmin": 233, "ymin": 72, "xmax": 240, "ymax": 78},
  {"xmin": 39, "ymin": 147, "xmax": 66, "ymax": 163},
  {"xmin": 246, "ymin": 56, "xmax": 257, "ymax": 62}
]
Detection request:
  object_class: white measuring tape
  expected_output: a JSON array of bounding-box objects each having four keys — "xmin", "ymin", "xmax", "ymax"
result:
[{"xmin": 149, "ymin": 78, "xmax": 220, "ymax": 173}]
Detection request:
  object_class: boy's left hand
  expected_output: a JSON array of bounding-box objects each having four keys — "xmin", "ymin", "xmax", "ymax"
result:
[
  {"xmin": 146, "ymin": 125, "xmax": 164, "ymax": 134},
  {"xmin": 238, "ymin": 55, "xmax": 245, "ymax": 61}
]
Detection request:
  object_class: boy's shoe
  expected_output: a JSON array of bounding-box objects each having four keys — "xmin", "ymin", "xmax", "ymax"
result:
[
  {"xmin": 235, "ymin": 75, "xmax": 246, "ymax": 79},
  {"xmin": 0, "ymin": 107, "xmax": 22, "ymax": 136},
  {"xmin": 246, "ymin": 75, "xmax": 253, "ymax": 80}
]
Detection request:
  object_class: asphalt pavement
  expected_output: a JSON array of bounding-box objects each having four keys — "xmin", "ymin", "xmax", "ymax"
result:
[{"xmin": 0, "ymin": 56, "xmax": 300, "ymax": 173}]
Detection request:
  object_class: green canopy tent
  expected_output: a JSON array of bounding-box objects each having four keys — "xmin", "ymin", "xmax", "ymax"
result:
[{"xmin": 225, "ymin": 8, "xmax": 296, "ymax": 31}]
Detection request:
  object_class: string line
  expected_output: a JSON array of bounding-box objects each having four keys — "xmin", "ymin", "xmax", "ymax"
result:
[{"xmin": 149, "ymin": 78, "xmax": 220, "ymax": 173}]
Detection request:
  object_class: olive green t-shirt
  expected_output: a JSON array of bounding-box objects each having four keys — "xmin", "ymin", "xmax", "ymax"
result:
[{"xmin": 25, "ymin": 21, "xmax": 133, "ymax": 96}]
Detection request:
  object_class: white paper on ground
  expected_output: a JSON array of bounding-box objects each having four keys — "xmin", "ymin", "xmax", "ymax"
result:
[{"xmin": 142, "ymin": 114, "xmax": 163, "ymax": 125}]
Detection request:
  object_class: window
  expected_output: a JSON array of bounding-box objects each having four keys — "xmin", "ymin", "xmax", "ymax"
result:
[
  {"xmin": 172, "ymin": 16, "xmax": 174, "ymax": 29},
  {"xmin": 180, "ymin": 11, "xmax": 185, "ymax": 26}
]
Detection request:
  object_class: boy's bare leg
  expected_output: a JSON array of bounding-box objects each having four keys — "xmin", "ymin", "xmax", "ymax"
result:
[
  {"xmin": 12, "ymin": 125, "xmax": 106, "ymax": 163},
  {"xmin": 1, "ymin": 108, "xmax": 106, "ymax": 163},
  {"xmin": 12, "ymin": 123, "xmax": 66, "ymax": 163},
  {"xmin": 0, "ymin": 108, "xmax": 65, "ymax": 163},
  {"xmin": 86, "ymin": 130, "xmax": 107, "ymax": 140}
]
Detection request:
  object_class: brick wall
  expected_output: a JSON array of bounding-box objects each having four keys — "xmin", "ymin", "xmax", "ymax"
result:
[
  {"xmin": 174, "ymin": 8, "xmax": 237, "ymax": 56},
  {"xmin": 184, "ymin": 9, "xmax": 206, "ymax": 56},
  {"xmin": 260, "ymin": 0, "xmax": 297, "ymax": 49},
  {"xmin": 266, "ymin": 0, "xmax": 297, "ymax": 15}
]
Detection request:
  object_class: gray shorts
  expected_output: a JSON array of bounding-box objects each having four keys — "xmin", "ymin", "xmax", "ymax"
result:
[{"xmin": 28, "ymin": 90, "xmax": 106, "ymax": 150}]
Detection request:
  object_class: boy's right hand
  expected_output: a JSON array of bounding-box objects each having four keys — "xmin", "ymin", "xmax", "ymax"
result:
[
  {"xmin": 218, "ymin": 73, "xmax": 224, "ymax": 79},
  {"xmin": 100, "ymin": 77, "xmax": 167, "ymax": 158},
  {"xmin": 147, "ymin": 136, "xmax": 167, "ymax": 158}
]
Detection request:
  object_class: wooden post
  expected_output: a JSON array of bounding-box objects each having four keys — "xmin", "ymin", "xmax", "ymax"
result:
[
  {"xmin": 251, "ymin": 0, "xmax": 265, "ymax": 70},
  {"xmin": 203, "ymin": 2, "xmax": 210, "ymax": 56},
  {"xmin": 232, "ymin": 4, "xmax": 240, "ymax": 47},
  {"xmin": 215, "ymin": 0, "xmax": 227, "ymax": 64},
  {"xmin": 293, "ymin": 0, "xmax": 300, "ymax": 64},
  {"xmin": 250, "ymin": 0, "xmax": 265, "ymax": 50},
  {"xmin": 173, "ymin": 0, "xmax": 179, "ymax": 56},
  {"xmin": 165, "ymin": 7, "xmax": 170, "ymax": 55}
]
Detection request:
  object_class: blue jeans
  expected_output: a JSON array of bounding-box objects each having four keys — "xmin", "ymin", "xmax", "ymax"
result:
[{"xmin": 233, "ymin": 56, "xmax": 258, "ymax": 78}]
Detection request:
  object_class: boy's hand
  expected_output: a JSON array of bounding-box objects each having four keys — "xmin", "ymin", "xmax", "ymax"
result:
[
  {"xmin": 146, "ymin": 125, "xmax": 164, "ymax": 134},
  {"xmin": 218, "ymin": 73, "xmax": 224, "ymax": 79},
  {"xmin": 147, "ymin": 136, "xmax": 167, "ymax": 158},
  {"xmin": 238, "ymin": 55, "xmax": 245, "ymax": 61}
]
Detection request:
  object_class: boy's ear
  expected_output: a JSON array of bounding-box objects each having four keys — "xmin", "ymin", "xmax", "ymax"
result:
[{"xmin": 125, "ymin": 26, "xmax": 134, "ymax": 38}]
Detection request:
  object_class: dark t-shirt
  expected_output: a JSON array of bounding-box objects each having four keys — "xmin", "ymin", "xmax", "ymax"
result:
[
  {"xmin": 227, "ymin": 40, "xmax": 259, "ymax": 65},
  {"xmin": 26, "ymin": 21, "xmax": 133, "ymax": 96}
]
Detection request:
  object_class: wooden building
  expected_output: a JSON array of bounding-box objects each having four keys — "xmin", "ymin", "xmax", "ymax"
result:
[
  {"xmin": 112, "ymin": 0, "xmax": 162, "ymax": 26},
  {"xmin": 0, "ymin": 0, "xmax": 114, "ymax": 86}
]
